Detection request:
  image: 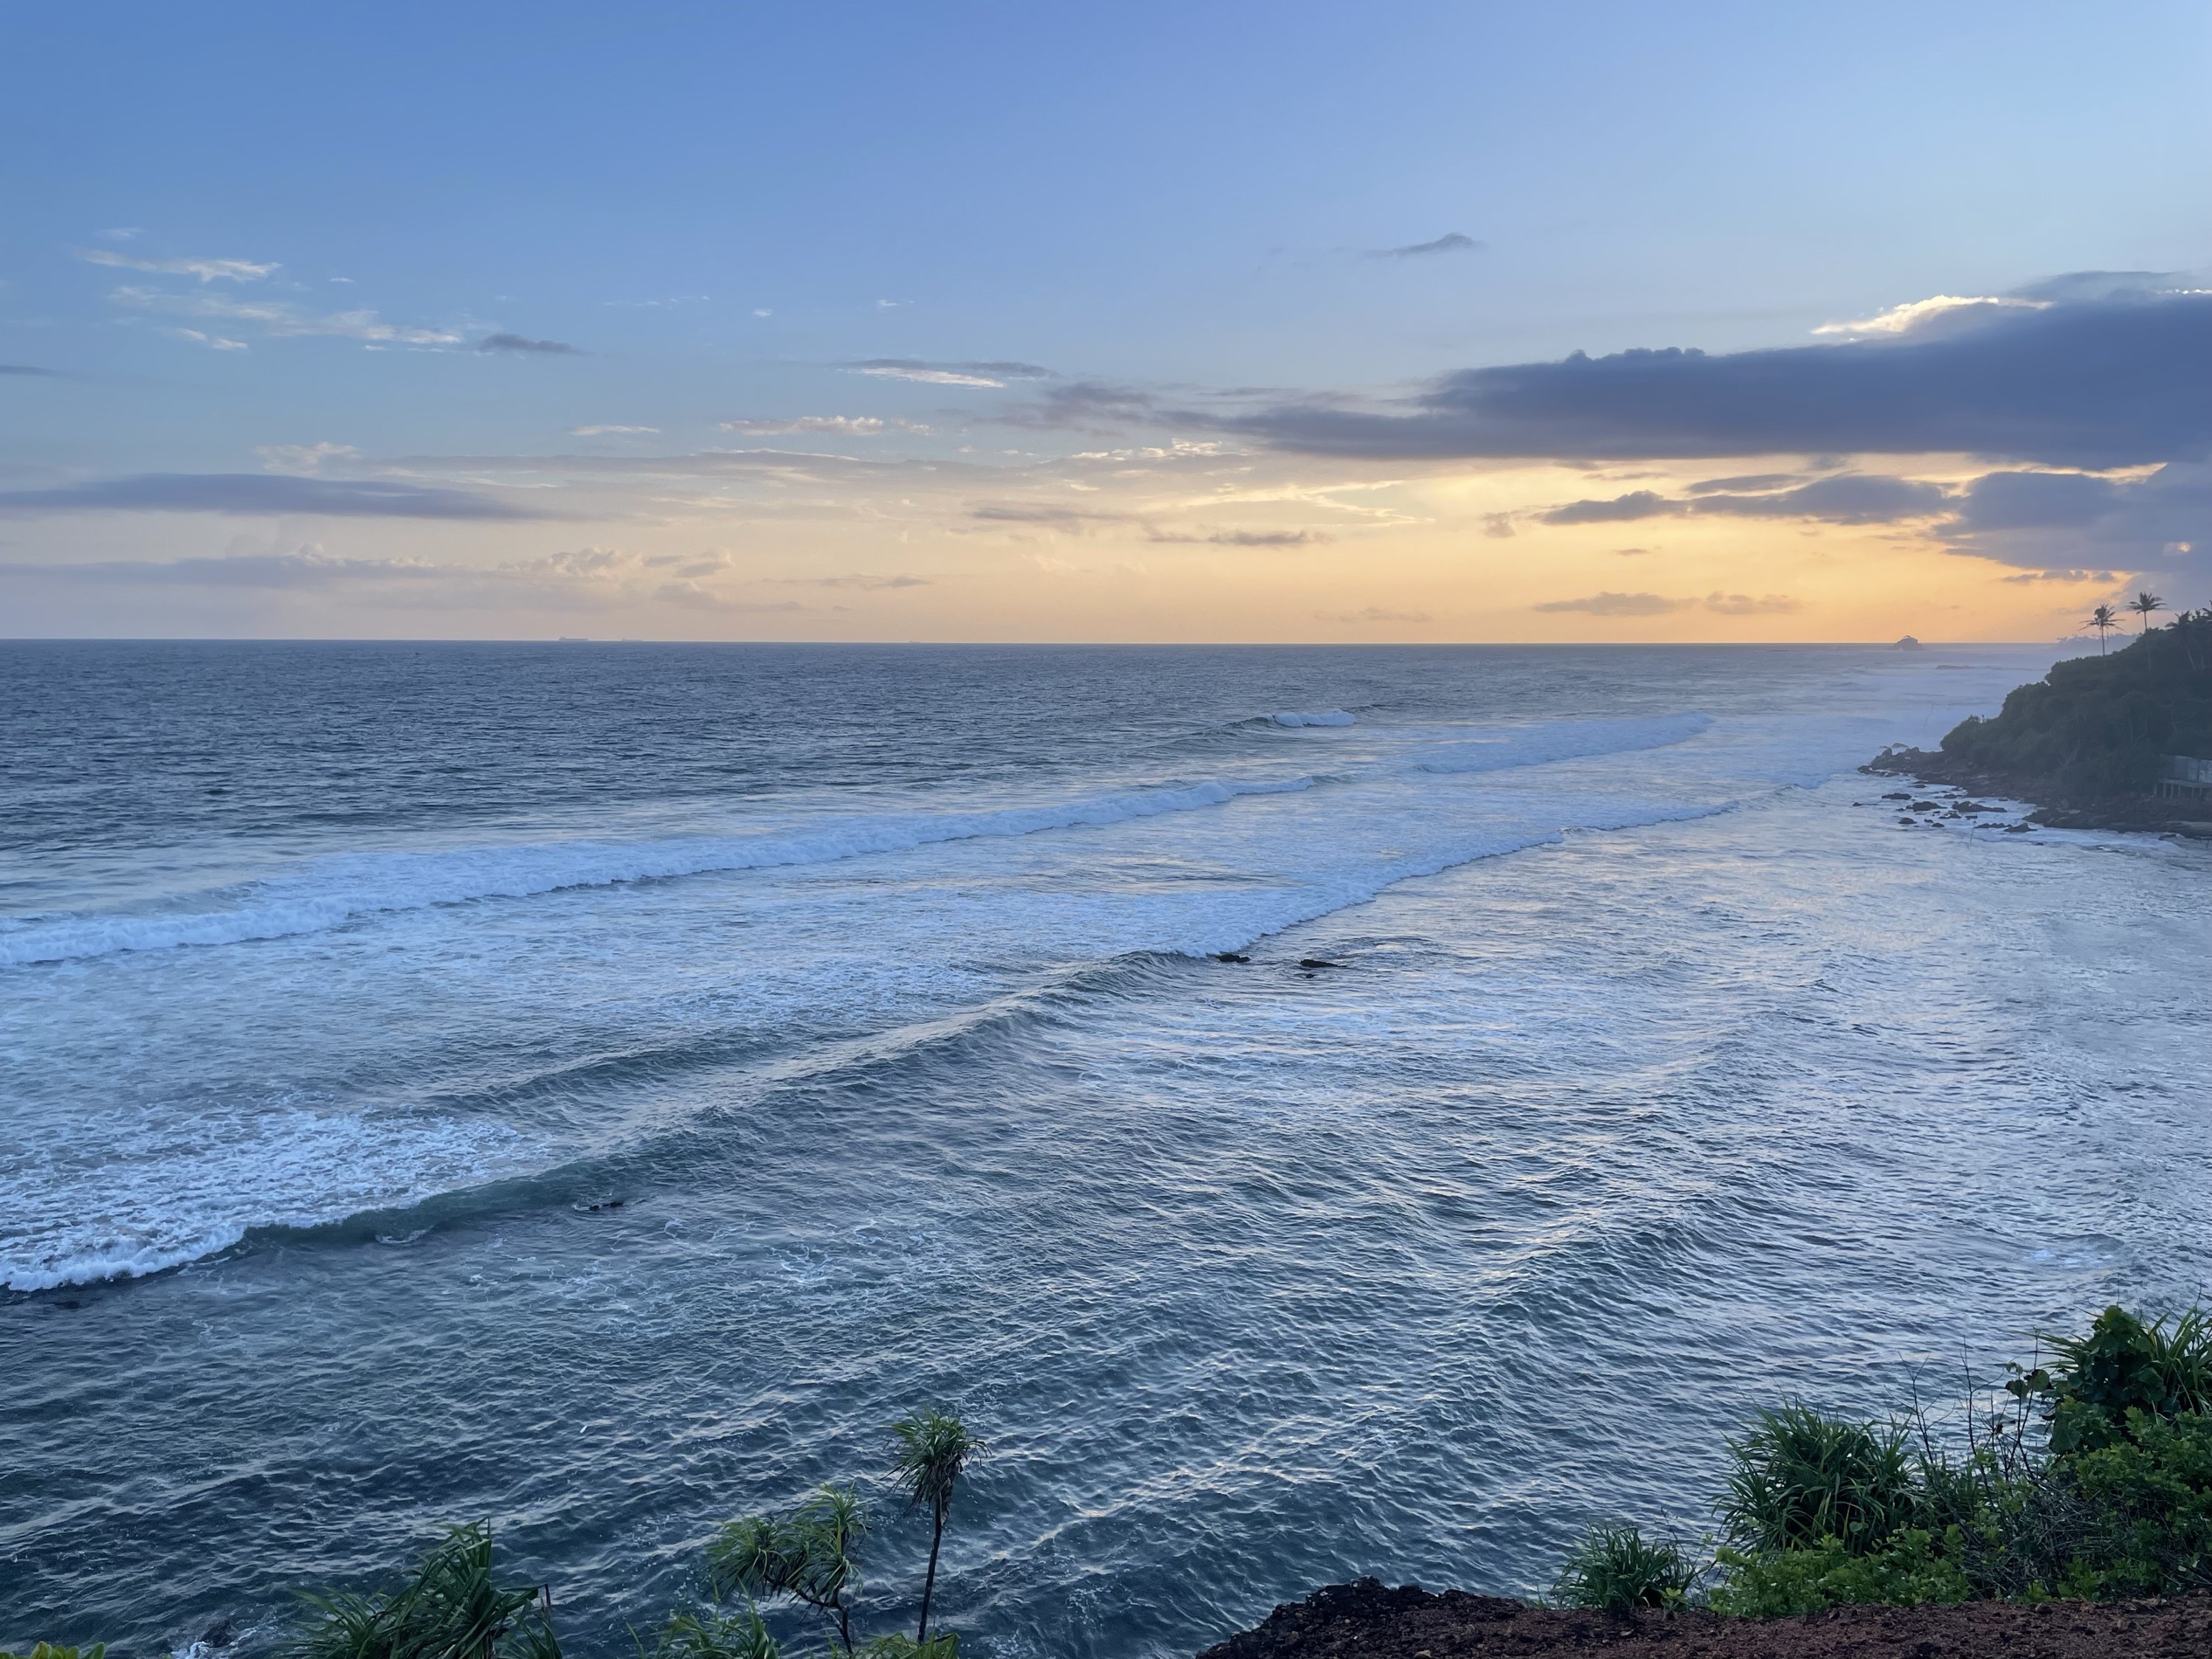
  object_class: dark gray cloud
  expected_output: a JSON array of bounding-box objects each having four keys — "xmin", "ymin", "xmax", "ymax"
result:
[
  {"xmin": 1233, "ymin": 288, "xmax": 2212, "ymax": 467},
  {"xmin": 760, "ymin": 573, "xmax": 932, "ymax": 590},
  {"xmin": 0, "ymin": 474, "xmax": 556, "ymax": 519},
  {"xmin": 1531, "ymin": 589, "xmax": 1797, "ymax": 617},
  {"xmin": 1697, "ymin": 474, "xmax": 1953, "ymax": 523},
  {"xmin": 1686, "ymin": 472, "xmax": 1804, "ymax": 494},
  {"xmin": 1542, "ymin": 474, "xmax": 1952, "ymax": 527},
  {"xmin": 1370, "ymin": 232, "xmax": 1483, "ymax": 259},
  {"xmin": 0, "ymin": 551, "xmax": 450, "ymax": 589},
  {"xmin": 478, "ymin": 333, "xmax": 581, "ymax": 355},
  {"xmin": 968, "ymin": 502, "xmax": 1133, "ymax": 529},
  {"xmin": 1532, "ymin": 591, "xmax": 1690, "ymax": 616},
  {"xmin": 1148, "ymin": 529, "xmax": 1331, "ymax": 547},
  {"xmin": 1704, "ymin": 591, "xmax": 1800, "ymax": 615},
  {"xmin": 1, "ymin": 363, "xmax": 55, "ymax": 377},
  {"xmin": 1542, "ymin": 489, "xmax": 1682, "ymax": 524},
  {"xmin": 1943, "ymin": 462, "xmax": 2209, "ymax": 576},
  {"xmin": 2012, "ymin": 270, "xmax": 2181, "ymax": 303}
]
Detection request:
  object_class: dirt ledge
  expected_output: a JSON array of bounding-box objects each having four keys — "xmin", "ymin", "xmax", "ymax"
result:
[{"xmin": 1195, "ymin": 1577, "xmax": 2212, "ymax": 1659}]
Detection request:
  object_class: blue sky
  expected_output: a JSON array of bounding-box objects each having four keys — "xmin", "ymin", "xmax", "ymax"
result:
[{"xmin": 3, "ymin": 2, "xmax": 2209, "ymax": 639}]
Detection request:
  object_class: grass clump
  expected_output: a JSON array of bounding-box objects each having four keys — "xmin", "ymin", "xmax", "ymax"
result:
[
  {"xmin": 1549, "ymin": 1524, "xmax": 1696, "ymax": 1612},
  {"xmin": 1718, "ymin": 1403, "xmax": 1917, "ymax": 1556}
]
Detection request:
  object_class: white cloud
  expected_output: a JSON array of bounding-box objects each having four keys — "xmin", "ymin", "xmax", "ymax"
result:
[
  {"xmin": 79, "ymin": 249, "xmax": 278, "ymax": 282},
  {"xmin": 114, "ymin": 286, "xmax": 462, "ymax": 346},
  {"xmin": 167, "ymin": 328, "xmax": 249, "ymax": 351},
  {"xmin": 568, "ymin": 425, "xmax": 660, "ymax": 436},
  {"xmin": 257, "ymin": 442, "xmax": 362, "ymax": 474},
  {"xmin": 1812, "ymin": 294, "xmax": 2049, "ymax": 336},
  {"xmin": 855, "ymin": 364, "xmax": 1003, "ymax": 387},
  {"xmin": 720, "ymin": 415, "xmax": 922, "ymax": 436}
]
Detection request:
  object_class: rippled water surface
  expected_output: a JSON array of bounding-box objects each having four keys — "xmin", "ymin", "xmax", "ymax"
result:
[{"xmin": 3, "ymin": 643, "xmax": 2208, "ymax": 1658}]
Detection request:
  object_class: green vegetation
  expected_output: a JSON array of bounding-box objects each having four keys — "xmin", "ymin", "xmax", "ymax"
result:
[
  {"xmin": 287, "ymin": 1526, "xmax": 560, "ymax": 1659},
  {"xmin": 1551, "ymin": 1304, "xmax": 2212, "ymax": 1615},
  {"xmin": 885, "ymin": 1409, "xmax": 980, "ymax": 1647},
  {"xmin": 1718, "ymin": 1404, "xmax": 1917, "ymax": 1555},
  {"xmin": 255, "ymin": 1407, "xmax": 975, "ymax": 1659},
  {"xmin": 709, "ymin": 1486, "xmax": 871, "ymax": 1654},
  {"xmin": 29, "ymin": 1318, "xmax": 2212, "ymax": 1652},
  {"xmin": 1547, "ymin": 1524, "xmax": 1696, "ymax": 1613},
  {"xmin": 1934, "ymin": 610, "xmax": 2212, "ymax": 800},
  {"xmin": 701, "ymin": 1407, "xmax": 976, "ymax": 1658}
]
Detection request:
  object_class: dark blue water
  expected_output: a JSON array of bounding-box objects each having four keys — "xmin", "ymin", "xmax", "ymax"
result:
[{"xmin": 3, "ymin": 643, "xmax": 2208, "ymax": 1658}]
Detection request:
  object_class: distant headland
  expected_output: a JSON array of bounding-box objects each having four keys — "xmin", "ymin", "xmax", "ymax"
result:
[{"xmin": 1867, "ymin": 608, "xmax": 2212, "ymax": 836}]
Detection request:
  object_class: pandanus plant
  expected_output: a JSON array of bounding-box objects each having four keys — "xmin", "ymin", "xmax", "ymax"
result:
[
  {"xmin": 287, "ymin": 1524, "xmax": 560, "ymax": 1659},
  {"xmin": 888, "ymin": 1409, "xmax": 980, "ymax": 1647},
  {"xmin": 709, "ymin": 1487, "xmax": 869, "ymax": 1655}
]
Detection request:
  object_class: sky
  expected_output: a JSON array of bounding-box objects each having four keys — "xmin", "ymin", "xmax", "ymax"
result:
[{"xmin": 3, "ymin": 0, "xmax": 2209, "ymax": 642}]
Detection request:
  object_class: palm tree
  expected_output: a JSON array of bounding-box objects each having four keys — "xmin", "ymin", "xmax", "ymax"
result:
[
  {"xmin": 2088, "ymin": 603, "xmax": 2120, "ymax": 653},
  {"xmin": 2130, "ymin": 589, "xmax": 2166, "ymax": 633},
  {"xmin": 889, "ymin": 1408, "xmax": 980, "ymax": 1646}
]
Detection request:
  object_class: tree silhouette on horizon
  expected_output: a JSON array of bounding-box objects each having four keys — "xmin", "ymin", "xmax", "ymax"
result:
[{"xmin": 2088, "ymin": 603, "xmax": 2121, "ymax": 653}]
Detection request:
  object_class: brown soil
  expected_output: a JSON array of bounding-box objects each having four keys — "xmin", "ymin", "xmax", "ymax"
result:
[
  {"xmin": 1861, "ymin": 749, "xmax": 2212, "ymax": 838},
  {"xmin": 1195, "ymin": 1578, "xmax": 2212, "ymax": 1659}
]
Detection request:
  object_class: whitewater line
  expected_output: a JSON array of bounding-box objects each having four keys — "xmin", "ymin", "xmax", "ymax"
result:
[{"xmin": 0, "ymin": 713, "xmax": 1711, "ymax": 969}]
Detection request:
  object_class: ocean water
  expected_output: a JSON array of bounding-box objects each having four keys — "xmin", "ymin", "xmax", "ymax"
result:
[{"xmin": 3, "ymin": 642, "xmax": 2209, "ymax": 1658}]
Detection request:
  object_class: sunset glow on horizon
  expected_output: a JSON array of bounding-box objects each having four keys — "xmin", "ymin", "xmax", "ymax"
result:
[{"xmin": 4, "ymin": 3, "xmax": 2207, "ymax": 642}]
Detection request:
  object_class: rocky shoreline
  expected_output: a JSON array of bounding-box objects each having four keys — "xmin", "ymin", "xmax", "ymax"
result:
[
  {"xmin": 1197, "ymin": 1578, "xmax": 2212, "ymax": 1659},
  {"xmin": 1862, "ymin": 747, "xmax": 2212, "ymax": 839}
]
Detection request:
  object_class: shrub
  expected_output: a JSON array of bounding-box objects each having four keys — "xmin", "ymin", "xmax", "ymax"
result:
[
  {"xmin": 1707, "ymin": 1529, "xmax": 1972, "ymax": 1617},
  {"xmin": 1718, "ymin": 1403, "xmax": 1917, "ymax": 1556},
  {"xmin": 2013, "ymin": 1306, "xmax": 2212, "ymax": 1455},
  {"xmin": 2060, "ymin": 1408, "xmax": 2212, "ymax": 1597},
  {"xmin": 646, "ymin": 1606, "xmax": 781, "ymax": 1659},
  {"xmin": 1549, "ymin": 1524, "xmax": 1697, "ymax": 1613},
  {"xmin": 288, "ymin": 1524, "xmax": 560, "ymax": 1659}
]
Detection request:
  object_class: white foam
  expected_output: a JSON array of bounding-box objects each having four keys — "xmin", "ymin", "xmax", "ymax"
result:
[
  {"xmin": 1, "ymin": 714, "xmax": 1712, "ymax": 968},
  {"xmin": 1413, "ymin": 712, "xmax": 1710, "ymax": 773},
  {"xmin": 0, "ymin": 699, "xmax": 1811, "ymax": 1295},
  {"xmin": 0, "ymin": 1105, "xmax": 527, "ymax": 1292},
  {"xmin": 1271, "ymin": 709, "xmax": 1355, "ymax": 727}
]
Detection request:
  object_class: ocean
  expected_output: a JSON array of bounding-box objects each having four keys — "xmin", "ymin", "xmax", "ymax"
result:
[{"xmin": 3, "ymin": 641, "xmax": 2208, "ymax": 1658}]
